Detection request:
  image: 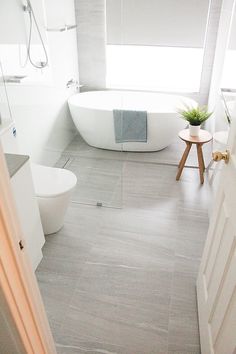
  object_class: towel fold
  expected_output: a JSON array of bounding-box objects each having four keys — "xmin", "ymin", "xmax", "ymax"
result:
[{"xmin": 113, "ymin": 110, "xmax": 147, "ymax": 143}]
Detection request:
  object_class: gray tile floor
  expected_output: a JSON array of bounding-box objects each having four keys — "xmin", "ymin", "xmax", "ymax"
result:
[{"xmin": 36, "ymin": 134, "xmax": 213, "ymax": 354}]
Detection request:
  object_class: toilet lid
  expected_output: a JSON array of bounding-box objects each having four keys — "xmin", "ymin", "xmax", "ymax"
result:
[{"xmin": 31, "ymin": 163, "xmax": 77, "ymax": 198}]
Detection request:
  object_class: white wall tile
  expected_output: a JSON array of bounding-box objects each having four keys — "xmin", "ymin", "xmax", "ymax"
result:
[{"xmin": 75, "ymin": 0, "xmax": 106, "ymax": 88}]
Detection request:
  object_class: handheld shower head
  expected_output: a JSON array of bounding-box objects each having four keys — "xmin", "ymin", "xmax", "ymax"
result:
[
  {"xmin": 23, "ymin": 0, "xmax": 32, "ymax": 13},
  {"xmin": 22, "ymin": 0, "xmax": 48, "ymax": 69}
]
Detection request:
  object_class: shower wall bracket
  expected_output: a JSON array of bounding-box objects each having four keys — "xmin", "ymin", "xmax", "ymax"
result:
[
  {"xmin": 46, "ymin": 25, "xmax": 77, "ymax": 32},
  {"xmin": 23, "ymin": 4, "xmax": 31, "ymax": 12},
  {"xmin": 0, "ymin": 76, "xmax": 27, "ymax": 84}
]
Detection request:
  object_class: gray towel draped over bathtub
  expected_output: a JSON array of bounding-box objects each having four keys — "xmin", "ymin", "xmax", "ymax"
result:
[{"xmin": 113, "ymin": 110, "xmax": 147, "ymax": 143}]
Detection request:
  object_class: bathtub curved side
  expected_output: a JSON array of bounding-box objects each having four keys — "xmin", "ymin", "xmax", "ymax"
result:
[{"xmin": 68, "ymin": 93, "xmax": 188, "ymax": 152}]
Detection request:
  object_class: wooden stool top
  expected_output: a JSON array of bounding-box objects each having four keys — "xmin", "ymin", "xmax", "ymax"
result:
[{"xmin": 179, "ymin": 129, "xmax": 213, "ymax": 144}]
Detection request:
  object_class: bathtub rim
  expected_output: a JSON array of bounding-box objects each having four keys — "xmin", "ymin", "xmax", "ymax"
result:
[{"xmin": 68, "ymin": 90, "xmax": 198, "ymax": 115}]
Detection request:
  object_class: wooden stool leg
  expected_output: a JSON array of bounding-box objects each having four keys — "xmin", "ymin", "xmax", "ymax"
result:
[
  {"xmin": 176, "ymin": 142, "xmax": 192, "ymax": 181},
  {"xmin": 197, "ymin": 144, "xmax": 204, "ymax": 184},
  {"xmin": 199, "ymin": 144, "xmax": 205, "ymax": 171}
]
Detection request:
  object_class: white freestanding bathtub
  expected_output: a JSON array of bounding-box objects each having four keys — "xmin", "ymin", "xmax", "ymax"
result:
[{"xmin": 68, "ymin": 91, "xmax": 197, "ymax": 152}]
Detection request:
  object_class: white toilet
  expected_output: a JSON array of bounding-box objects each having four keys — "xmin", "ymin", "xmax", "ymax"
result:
[{"xmin": 31, "ymin": 163, "xmax": 77, "ymax": 235}]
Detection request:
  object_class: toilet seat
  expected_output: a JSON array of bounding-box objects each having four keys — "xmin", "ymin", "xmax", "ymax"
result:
[{"xmin": 31, "ymin": 163, "xmax": 77, "ymax": 198}]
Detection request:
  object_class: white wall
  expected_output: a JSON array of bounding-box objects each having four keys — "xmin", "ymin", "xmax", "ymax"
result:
[
  {"xmin": 0, "ymin": 0, "xmax": 79, "ymax": 166},
  {"xmin": 198, "ymin": 0, "xmax": 224, "ymax": 107},
  {"xmin": 0, "ymin": 65, "xmax": 12, "ymax": 126},
  {"xmin": 207, "ymin": 0, "xmax": 235, "ymax": 132}
]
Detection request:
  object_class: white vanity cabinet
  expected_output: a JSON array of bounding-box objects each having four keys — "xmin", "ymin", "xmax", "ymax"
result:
[{"xmin": 8, "ymin": 156, "xmax": 45, "ymax": 270}]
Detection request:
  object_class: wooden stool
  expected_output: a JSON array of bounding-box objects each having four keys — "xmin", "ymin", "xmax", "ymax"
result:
[{"xmin": 176, "ymin": 129, "xmax": 213, "ymax": 184}]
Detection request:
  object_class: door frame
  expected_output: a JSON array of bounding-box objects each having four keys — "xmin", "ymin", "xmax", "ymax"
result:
[{"xmin": 0, "ymin": 143, "xmax": 56, "ymax": 354}]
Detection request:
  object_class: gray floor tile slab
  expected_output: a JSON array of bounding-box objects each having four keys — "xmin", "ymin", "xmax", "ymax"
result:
[
  {"xmin": 167, "ymin": 290, "xmax": 200, "ymax": 351},
  {"xmin": 64, "ymin": 156, "xmax": 124, "ymax": 207},
  {"xmin": 76, "ymin": 262, "xmax": 172, "ymax": 305},
  {"xmin": 56, "ymin": 302, "xmax": 168, "ymax": 354},
  {"xmin": 126, "ymin": 137, "xmax": 212, "ymax": 167},
  {"xmin": 168, "ymin": 343, "xmax": 201, "ymax": 354},
  {"xmin": 63, "ymin": 134, "xmax": 129, "ymax": 161},
  {"xmin": 64, "ymin": 203, "xmax": 104, "ymax": 229},
  {"xmin": 123, "ymin": 161, "xmax": 211, "ymax": 206},
  {"xmin": 36, "ymin": 135, "xmax": 213, "ymax": 354},
  {"xmin": 70, "ymin": 289, "xmax": 170, "ymax": 337},
  {"xmin": 90, "ymin": 229, "xmax": 175, "ymax": 272},
  {"xmin": 174, "ymin": 238, "xmax": 205, "ymax": 260},
  {"xmin": 37, "ymin": 233, "xmax": 87, "ymax": 278},
  {"xmin": 56, "ymin": 342, "xmax": 125, "ymax": 354},
  {"xmin": 66, "ymin": 133, "xmax": 212, "ymax": 168},
  {"xmin": 167, "ymin": 315, "xmax": 200, "ymax": 349},
  {"xmin": 99, "ymin": 206, "xmax": 179, "ymax": 241},
  {"xmin": 36, "ymin": 271, "xmax": 77, "ymax": 336}
]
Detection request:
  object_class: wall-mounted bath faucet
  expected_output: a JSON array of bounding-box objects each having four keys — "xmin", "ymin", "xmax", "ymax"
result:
[{"xmin": 66, "ymin": 79, "xmax": 81, "ymax": 90}]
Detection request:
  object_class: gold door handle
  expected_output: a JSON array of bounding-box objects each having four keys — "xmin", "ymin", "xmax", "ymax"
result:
[{"xmin": 212, "ymin": 150, "xmax": 230, "ymax": 163}]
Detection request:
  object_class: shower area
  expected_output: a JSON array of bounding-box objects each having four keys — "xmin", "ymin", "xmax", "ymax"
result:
[
  {"xmin": 57, "ymin": 135, "xmax": 125, "ymax": 209},
  {"xmin": 0, "ymin": 0, "xmax": 123, "ymax": 210}
]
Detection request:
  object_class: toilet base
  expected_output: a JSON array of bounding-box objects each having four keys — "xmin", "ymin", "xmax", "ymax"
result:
[
  {"xmin": 44, "ymin": 224, "xmax": 64, "ymax": 236},
  {"xmin": 37, "ymin": 192, "xmax": 72, "ymax": 235}
]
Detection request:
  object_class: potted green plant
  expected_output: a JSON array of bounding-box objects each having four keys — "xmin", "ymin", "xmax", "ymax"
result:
[{"xmin": 179, "ymin": 105, "xmax": 213, "ymax": 137}]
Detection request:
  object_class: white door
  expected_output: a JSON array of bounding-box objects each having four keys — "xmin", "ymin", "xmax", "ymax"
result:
[{"xmin": 196, "ymin": 116, "xmax": 236, "ymax": 353}]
